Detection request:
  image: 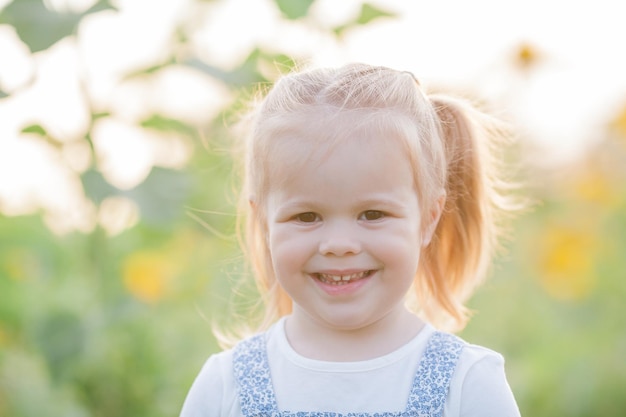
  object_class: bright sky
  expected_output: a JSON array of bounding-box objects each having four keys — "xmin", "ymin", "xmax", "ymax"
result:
[{"xmin": 1, "ymin": 0, "xmax": 625, "ymax": 233}]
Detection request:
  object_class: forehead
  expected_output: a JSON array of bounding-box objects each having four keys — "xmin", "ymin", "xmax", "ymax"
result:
[
  {"xmin": 268, "ymin": 128, "xmax": 417, "ymax": 214},
  {"xmin": 264, "ymin": 109, "xmax": 417, "ymax": 186}
]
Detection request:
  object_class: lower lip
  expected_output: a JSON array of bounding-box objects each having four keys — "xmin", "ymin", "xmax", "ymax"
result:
[{"xmin": 312, "ymin": 273, "xmax": 372, "ymax": 296}]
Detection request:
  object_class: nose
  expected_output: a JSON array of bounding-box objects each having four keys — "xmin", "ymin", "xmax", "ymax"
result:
[{"xmin": 318, "ymin": 223, "xmax": 362, "ymax": 256}]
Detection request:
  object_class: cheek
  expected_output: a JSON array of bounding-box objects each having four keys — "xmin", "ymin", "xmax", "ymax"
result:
[
  {"xmin": 268, "ymin": 226, "xmax": 315, "ymax": 266},
  {"xmin": 374, "ymin": 227, "xmax": 422, "ymax": 271}
]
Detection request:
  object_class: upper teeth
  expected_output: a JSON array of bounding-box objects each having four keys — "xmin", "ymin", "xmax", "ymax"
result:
[{"xmin": 319, "ymin": 271, "xmax": 369, "ymax": 282}]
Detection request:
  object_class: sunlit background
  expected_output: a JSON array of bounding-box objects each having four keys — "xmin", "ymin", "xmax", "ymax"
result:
[{"xmin": 1, "ymin": 0, "xmax": 625, "ymax": 416}]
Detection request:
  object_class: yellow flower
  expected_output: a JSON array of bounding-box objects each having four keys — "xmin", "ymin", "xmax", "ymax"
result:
[
  {"xmin": 0, "ymin": 324, "xmax": 8, "ymax": 347},
  {"xmin": 2, "ymin": 249, "xmax": 38, "ymax": 281},
  {"xmin": 538, "ymin": 225, "xmax": 597, "ymax": 300},
  {"xmin": 572, "ymin": 169, "xmax": 620, "ymax": 208},
  {"xmin": 122, "ymin": 251, "xmax": 174, "ymax": 303},
  {"xmin": 610, "ymin": 103, "xmax": 626, "ymax": 141},
  {"xmin": 513, "ymin": 42, "xmax": 541, "ymax": 72}
]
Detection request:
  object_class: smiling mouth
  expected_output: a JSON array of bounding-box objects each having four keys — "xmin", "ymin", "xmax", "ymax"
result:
[{"xmin": 314, "ymin": 270, "xmax": 374, "ymax": 285}]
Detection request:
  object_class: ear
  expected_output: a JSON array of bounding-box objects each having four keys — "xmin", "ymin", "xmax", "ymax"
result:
[{"xmin": 422, "ymin": 193, "xmax": 445, "ymax": 247}]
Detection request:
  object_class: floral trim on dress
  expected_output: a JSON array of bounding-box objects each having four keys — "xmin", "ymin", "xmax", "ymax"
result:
[{"xmin": 233, "ymin": 331, "xmax": 463, "ymax": 417}]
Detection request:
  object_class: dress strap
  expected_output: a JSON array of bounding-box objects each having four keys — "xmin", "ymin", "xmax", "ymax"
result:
[
  {"xmin": 404, "ymin": 331, "xmax": 464, "ymax": 417},
  {"xmin": 233, "ymin": 334, "xmax": 279, "ymax": 416},
  {"xmin": 233, "ymin": 330, "xmax": 463, "ymax": 417}
]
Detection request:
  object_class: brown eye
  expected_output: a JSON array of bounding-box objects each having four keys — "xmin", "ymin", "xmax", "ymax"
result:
[
  {"xmin": 296, "ymin": 212, "xmax": 318, "ymax": 223},
  {"xmin": 361, "ymin": 210, "xmax": 384, "ymax": 221}
]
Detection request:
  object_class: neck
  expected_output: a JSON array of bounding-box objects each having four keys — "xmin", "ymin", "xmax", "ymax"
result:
[{"xmin": 283, "ymin": 308, "xmax": 425, "ymax": 361}]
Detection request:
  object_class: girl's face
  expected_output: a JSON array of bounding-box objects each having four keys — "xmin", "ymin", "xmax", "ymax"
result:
[{"xmin": 265, "ymin": 125, "xmax": 432, "ymax": 334}]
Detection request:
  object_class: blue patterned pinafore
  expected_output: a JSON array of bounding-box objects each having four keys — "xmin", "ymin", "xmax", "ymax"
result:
[{"xmin": 233, "ymin": 331, "xmax": 464, "ymax": 417}]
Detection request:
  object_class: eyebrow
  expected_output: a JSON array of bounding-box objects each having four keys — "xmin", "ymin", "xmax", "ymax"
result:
[
  {"xmin": 276, "ymin": 196, "xmax": 409, "ymax": 212},
  {"xmin": 273, "ymin": 200, "xmax": 319, "ymax": 212},
  {"xmin": 357, "ymin": 197, "xmax": 407, "ymax": 208}
]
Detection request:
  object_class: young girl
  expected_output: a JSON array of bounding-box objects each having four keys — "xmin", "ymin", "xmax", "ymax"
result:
[{"xmin": 180, "ymin": 63, "xmax": 521, "ymax": 416}]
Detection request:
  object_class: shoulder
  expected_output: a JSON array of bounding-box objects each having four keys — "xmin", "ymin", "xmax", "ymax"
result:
[
  {"xmin": 445, "ymin": 335, "xmax": 521, "ymax": 417},
  {"xmin": 179, "ymin": 348, "xmax": 238, "ymax": 417},
  {"xmin": 424, "ymin": 329, "xmax": 506, "ymax": 371},
  {"xmin": 179, "ymin": 328, "xmax": 277, "ymax": 417},
  {"xmin": 457, "ymin": 337, "xmax": 506, "ymax": 369}
]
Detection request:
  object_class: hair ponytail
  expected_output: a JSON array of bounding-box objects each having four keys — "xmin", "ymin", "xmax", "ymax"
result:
[{"xmin": 415, "ymin": 94, "xmax": 513, "ymax": 331}]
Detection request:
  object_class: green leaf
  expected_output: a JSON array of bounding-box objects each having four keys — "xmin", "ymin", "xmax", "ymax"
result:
[
  {"xmin": 0, "ymin": 0, "xmax": 80, "ymax": 52},
  {"xmin": 123, "ymin": 57, "xmax": 177, "ymax": 79},
  {"xmin": 81, "ymin": 169, "xmax": 121, "ymax": 205},
  {"xmin": 81, "ymin": 166, "xmax": 191, "ymax": 225},
  {"xmin": 274, "ymin": 0, "xmax": 316, "ymax": 20},
  {"xmin": 0, "ymin": 89, "xmax": 8, "ymax": 99},
  {"xmin": 187, "ymin": 48, "xmax": 298, "ymax": 90},
  {"xmin": 21, "ymin": 124, "xmax": 47, "ymax": 136},
  {"xmin": 83, "ymin": 0, "xmax": 118, "ymax": 15},
  {"xmin": 34, "ymin": 311, "xmax": 85, "ymax": 381},
  {"xmin": 356, "ymin": 3, "xmax": 395, "ymax": 25},
  {"xmin": 268, "ymin": 53, "xmax": 298, "ymax": 73},
  {"xmin": 333, "ymin": 3, "xmax": 396, "ymax": 37},
  {"xmin": 0, "ymin": 0, "xmax": 117, "ymax": 53},
  {"xmin": 21, "ymin": 123, "xmax": 67, "ymax": 148},
  {"xmin": 140, "ymin": 114, "xmax": 197, "ymax": 137},
  {"xmin": 124, "ymin": 167, "xmax": 191, "ymax": 226},
  {"xmin": 186, "ymin": 49, "xmax": 267, "ymax": 87},
  {"xmin": 93, "ymin": 112, "xmax": 111, "ymax": 121}
]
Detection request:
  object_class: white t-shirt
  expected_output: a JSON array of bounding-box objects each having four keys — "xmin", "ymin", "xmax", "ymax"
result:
[{"xmin": 180, "ymin": 318, "xmax": 520, "ymax": 416}]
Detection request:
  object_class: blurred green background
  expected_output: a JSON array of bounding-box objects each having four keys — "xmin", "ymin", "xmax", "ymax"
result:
[{"xmin": 1, "ymin": 0, "xmax": 625, "ymax": 416}]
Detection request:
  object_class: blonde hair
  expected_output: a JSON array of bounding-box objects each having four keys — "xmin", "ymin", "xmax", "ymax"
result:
[{"xmin": 233, "ymin": 63, "xmax": 514, "ymax": 338}]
